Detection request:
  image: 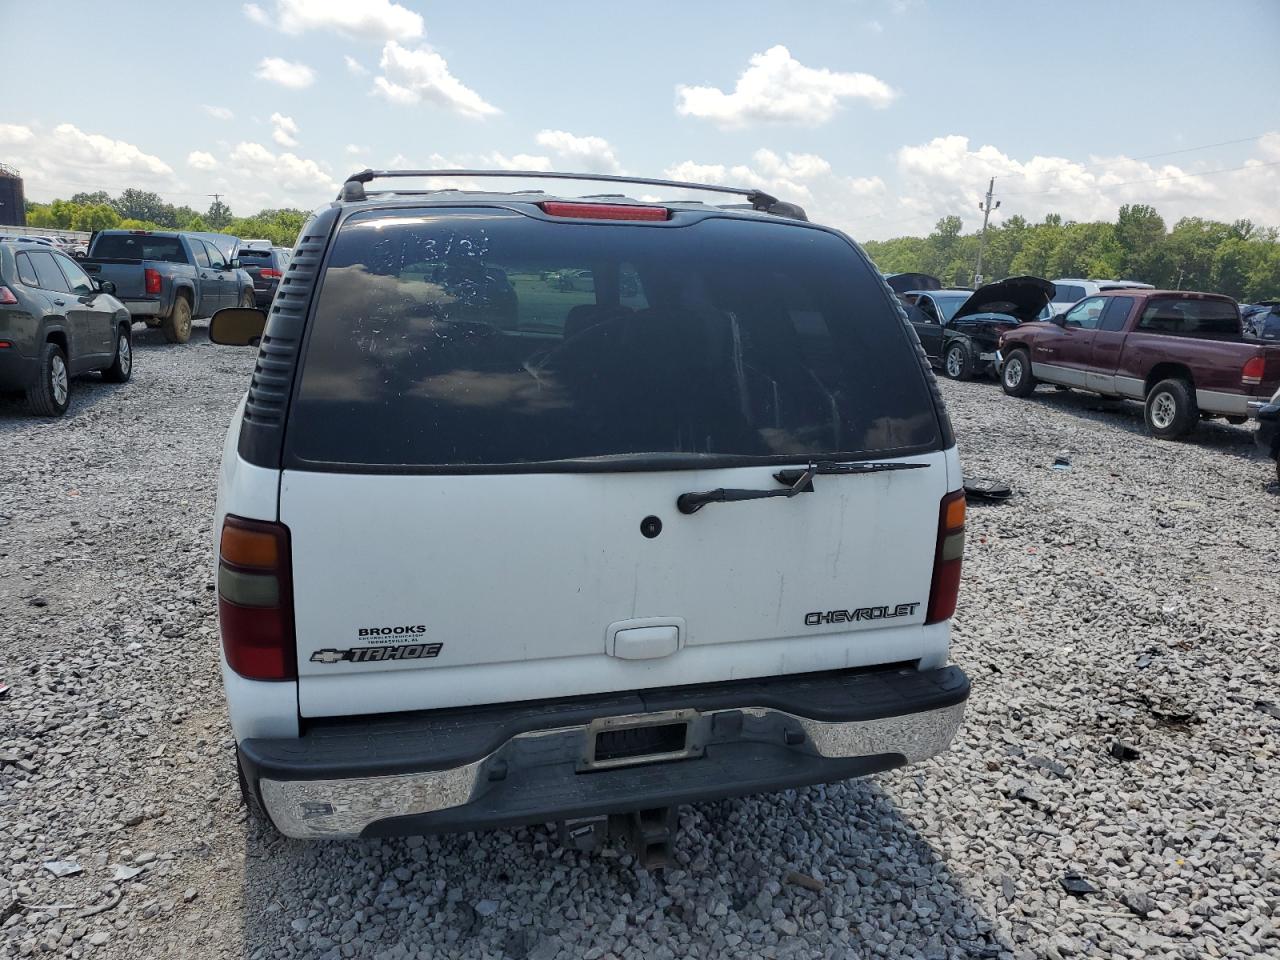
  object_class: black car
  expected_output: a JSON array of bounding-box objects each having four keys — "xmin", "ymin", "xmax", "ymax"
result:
[
  {"xmin": 0, "ymin": 240, "xmax": 133, "ymax": 415},
  {"xmin": 904, "ymin": 276, "xmax": 1054, "ymax": 380},
  {"xmin": 1243, "ymin": 303, "xmax": 1280, "ymax": 341},
  {"xmin": 236, "ymin": 246, "xmax": 291, "ymax": 308}
]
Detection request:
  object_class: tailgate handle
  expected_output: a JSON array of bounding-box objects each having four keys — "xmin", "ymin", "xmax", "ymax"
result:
[{"xmin": 607, "ymin": 618, "xmax": 685, "ymax": 660}]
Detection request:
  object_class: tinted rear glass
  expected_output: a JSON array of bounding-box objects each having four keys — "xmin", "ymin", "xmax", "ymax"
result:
[
  {"xmin": 287, "ymin": 208, "xmax": 941, "ymax": 469},
  {"xmin": 1054, "ymin": 283, "xmax": 1087, "ymax": 302},
  {"xmin": 238, "ymin": 249, "xmax": 272, "ymax": 260},
  {"xmin": 91, "ymin": 234, "xmax": 186, "ymax": 262},
  {"xmin": 1137, "ymin": 298, "xmax": 1240, "ymax": 337}
]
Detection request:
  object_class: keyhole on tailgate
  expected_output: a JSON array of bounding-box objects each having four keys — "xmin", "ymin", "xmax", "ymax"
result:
[{"xmin": 640, "ymin": 515, "xmax": 663, "ymax": 539}]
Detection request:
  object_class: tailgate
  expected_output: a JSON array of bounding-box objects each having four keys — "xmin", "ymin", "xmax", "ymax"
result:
[
  {"xmin": 285, "ymin": 457, "xmax": 950, "ymax": 718},
  {"xmin": 82, "ymin": 260, "xmax": 148, "ymax": 299}
]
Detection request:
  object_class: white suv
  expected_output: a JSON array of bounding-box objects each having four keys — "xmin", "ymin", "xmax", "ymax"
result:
[
  {"xmin": 209, "ymin": 170, "xmax": 970, "ymax": 857},
  {"xmin": 1042, "ymin": 278, "xmax": 1153, "ymax": 318}
]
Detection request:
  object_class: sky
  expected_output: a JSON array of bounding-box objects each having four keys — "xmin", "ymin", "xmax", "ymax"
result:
[{"xmin": 2, "ymin": 0, "xmax": 1279, "ymax": 240}]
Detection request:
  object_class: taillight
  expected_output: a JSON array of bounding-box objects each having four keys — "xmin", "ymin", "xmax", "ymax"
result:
[
  {"xmin": 259, "ymin": 268, "xmax": 282, "ymax": 279},
  {"xmin": 538, "ymin": 201, "xmax": 669, "ymax": 221},
  {"xmin": 0, "ymin": 286, "xmax": 17, "ymax": 305},
  {"xmin": 144, "ymin": 268, "xmax": 161, "ymax": 295},
  {"xmin": 926, "ymin": 490, "xmax": 965, "ymax": 625},
  {"xmin": 217, "ymin": 515, "xmax": 296, "ymax": 680},
  {"xmin": 1243, "ymin": 356, "xmax": 1265, "ymax": 385}
]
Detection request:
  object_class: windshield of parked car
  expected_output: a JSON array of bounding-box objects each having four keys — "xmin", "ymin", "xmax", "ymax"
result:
[
  {"xmin": 1053, "ymin": 283, "xmax": 1087, "ymax": 302},
  {"xmin": 1136, "ymin": 298, "xmax": 1240, "ymax": 337},
  {"xmin": 90, "ymin": 234, "xmax": 186, "ymax": 263},
  {"xmin": 287, "ymin": 208, "xmax": 942, "ymax": 469},
  {"xmin": 933, "ymin": 295, "xmax": 969, "ymax": 321}
]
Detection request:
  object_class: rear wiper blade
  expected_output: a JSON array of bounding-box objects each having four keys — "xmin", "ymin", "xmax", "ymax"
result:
[
  {"xmin": 676, "ymin": 460, "xmax": 928, "ymax": 514},
  {"xmin": 773, "ymin": 460, "xmax": 929, "ymax": 489}
]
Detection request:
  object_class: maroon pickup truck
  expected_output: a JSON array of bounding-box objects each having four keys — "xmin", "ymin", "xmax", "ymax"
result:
[{"xmin": 998, "ymin": 289, "xmax": 1280, "ymax": 439}]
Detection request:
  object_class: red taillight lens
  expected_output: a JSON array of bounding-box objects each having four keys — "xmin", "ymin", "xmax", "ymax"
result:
[
  {"xmin": 144, "ymin": 268, "xmax": 161, "ymax": 295},
  {"xmin": 217, "ymin": 515, "xmax": 296, "ymax": 680},
  {"xmin": 259, "ymin": 268, "xmax": 282, "ymax": 279},
  {"xmin": 538, "ymin": 201, "xmax": 669, "ymax": 221},
  {"xmin": 1242, "ymin": 356, "xmax": 1265, "ymax": 385},
  {"xmin": 0, "ymin": 286, "xmax": 17, "ymax": 305},
  {"xmin": 925, "ymin": 490, "xmax": 966, "ymax": 625}
]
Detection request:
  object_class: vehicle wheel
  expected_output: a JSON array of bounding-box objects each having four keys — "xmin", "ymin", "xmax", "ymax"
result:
[
  {"xmin": 103, "ymin": 325, "xmax": 133, "ymax": 383},
  {"xmin": 1225, "ymin": 415, "xmax": 1247, "ymax": 425},
  {"xmin": 1001, "ymin": 348, "xmax": 1036, "ymax": 397},
  {"xmin": 239, "ymin": 289, "xmax": 255, "ymax": 309},
  {"xmin": 1144, "ymin": 378, "xmax": 1198, "ymax": 439},
  {"xmin": 26, "ymin": 341, "xmax": 71, "ymax": 417},
  {"xmin": 161, "ymin": 296, "xmax": 193, "ymax": 344},
  {"xmin": 943, "ymin": 341, "xmax": 973, "ymax": 381}
]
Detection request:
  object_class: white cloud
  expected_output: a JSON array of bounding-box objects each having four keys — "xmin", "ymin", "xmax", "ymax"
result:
[
  {"xmin": 344, "ymin": 55, "xmax": 368, "ymax": 76},
  {"xmin": 187, "ymin": 151, "xmax": 218, "ymax": 171},
  {"xmin": 255, "ymin": 57, "xmax": 316, "ymax": 89},
  {"xmin": 1, "ymin": 123, "xmax": 177, "ymax": 198},
  {"xmin": 225, "ymin": 142, "xmax": 337, "ymax": 206},
  {"xmin": 246, "ymin": 0, "xmax": 424, "ymax": 41},
  {"xmin": 676, "ymin": 45, "xmax": 895, "ymax": 128},
  {"xmin": 202, "ymin": 105, "xmax": 234, "ymax": 121},
  {"xmin": 533, "ymin": 130, "xmax": 622, "ymax": 174},
  {"xmin": 270, "ymin": 112, "xmax": 300, "ymax": 147},
  {"xmin": 889, "ymin": 134, "xmax": 1275, "ymax": 233},
  {"xmin": 0, "ymin": 123, "xmax": 35, "ymax": 145},
  {"xmin": 372, "ymin": 41, "xmax": 499, "ymax": 118},
  {"xmin": 345, "ymin": 143, "xmax": 368, "ymax": 155}
]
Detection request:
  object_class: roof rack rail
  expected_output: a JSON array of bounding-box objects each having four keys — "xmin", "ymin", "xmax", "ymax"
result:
[{"xmin": 338, "ymin": 169, "xmax": 807, "ymax": 220}]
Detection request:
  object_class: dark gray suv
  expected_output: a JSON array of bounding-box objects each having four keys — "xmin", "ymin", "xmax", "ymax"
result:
[{"xmin": 0, "ymin": 240, "xmax": 133, "ymax": 416}]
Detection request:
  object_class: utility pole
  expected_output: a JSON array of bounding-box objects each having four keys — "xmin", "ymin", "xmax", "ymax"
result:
[
  {"xmin": 974, "ymin": 177, "xmax": 999, "ymax": 287},
  {"xmin": 207, "ymin": 193, "xmax": 223, "ymax": 205}
]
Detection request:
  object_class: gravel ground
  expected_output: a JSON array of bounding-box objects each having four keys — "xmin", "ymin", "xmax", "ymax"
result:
[{"xmin": 2, "ymin": 329, "xmax": 1278, "ymax": 960}]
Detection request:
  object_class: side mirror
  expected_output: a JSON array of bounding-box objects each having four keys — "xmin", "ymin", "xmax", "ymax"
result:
[
  {"xmin": 228, "ymin": 259, "xmax": 241, "ymax": 270},
  {"xmin": 210, "ymin": 307, "xmax": 267, "ymax": 346},
  {"xmin": 99, "ymin": 279, "xmax": 117, "ymax": 295},
  {"xmin": 1050, "ymin": 313, "xmax": 1067, "ymax": 326}
]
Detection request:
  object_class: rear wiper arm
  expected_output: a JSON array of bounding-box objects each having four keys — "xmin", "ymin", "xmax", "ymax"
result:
[
  {"xmin": 676, "ymin": 463, "xmax": 817, "ymax": 515},
  {"xmin": 676, "ymin": 461, "xmax": 928, "ymax": 514}
]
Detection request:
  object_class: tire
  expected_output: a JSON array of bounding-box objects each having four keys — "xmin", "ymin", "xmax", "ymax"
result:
[
  {"xmin": 1144, "ymin": 378, "xmax": 1198, "ymax": 440},
  {"xmin": 26, "ymin": 341, "xmax": 71, "ymax": 417},
  {"xmin": 239, "ymin": 289, "xmax": 255, "ymax": 309},
  {"xmin": 161, "ymin": 295, "xmax": 193, "ymax": 344},
  {"xmin": 943, "ymin": 341, "xmax": 973, "ymax": 381},
  {"xmin": 1001, "ymin": 348, "xmax": 1036, "ymax": 398},
  {"xmin": 103, "ymin": 325, "xmax": 133, "ymax": 383}
]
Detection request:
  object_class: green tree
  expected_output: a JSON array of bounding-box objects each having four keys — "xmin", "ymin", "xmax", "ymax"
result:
[
  {"xmin": 70, "ymin": 203, "xmax": 121, "ymax": 232},
  {"xmin": 205, "ymin": 199, "xmax": 234, "ymax": 229},
  {"xmin": 70, "ymin": 190, "xmax": 113, "ymax": 207},
  {"xmin": 115, "ymin": 188, "xmax": 178, "ymax": 226},
  {"xmin": 1113, "ymin": 204, "xmax": 1166, "ymax": 280}
]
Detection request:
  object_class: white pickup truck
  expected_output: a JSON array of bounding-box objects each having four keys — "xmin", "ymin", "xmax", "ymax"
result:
[{"xmin": 209, "ymin": 169, "xmax": 970, "ymax": 863}]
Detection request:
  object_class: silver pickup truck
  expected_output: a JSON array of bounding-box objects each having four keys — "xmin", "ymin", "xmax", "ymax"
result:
[{"xmin": 82, "ymin": 230, "xmax": 255, "ymax": 343}]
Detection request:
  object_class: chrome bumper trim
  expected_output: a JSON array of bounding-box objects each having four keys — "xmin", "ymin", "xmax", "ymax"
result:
[{"xmin": 259, "ymin": 701, "xmax": 966, "ymax": 839}]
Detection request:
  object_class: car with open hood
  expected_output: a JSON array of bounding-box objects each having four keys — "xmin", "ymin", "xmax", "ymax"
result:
[{"xmin": 905, "ymin": 276, "xmax": 1054, "ymax": 380}]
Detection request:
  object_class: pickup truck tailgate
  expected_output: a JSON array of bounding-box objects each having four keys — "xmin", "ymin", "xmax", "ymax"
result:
[{"xmin": 82, "ymin": 259, "xmax": 148, "ymax": 299}]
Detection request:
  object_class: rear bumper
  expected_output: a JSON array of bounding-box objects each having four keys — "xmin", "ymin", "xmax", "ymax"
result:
[
  {"xmin": 121, "ymin": 298, "xmax": 162, "ymax": 317},
  {"xmin": 241, "ymin": 664, "xmax": 969, "ymax": 839},
  {"xmin": 0, "ymin": 348, "xmax": 39, "ymax": 390}
]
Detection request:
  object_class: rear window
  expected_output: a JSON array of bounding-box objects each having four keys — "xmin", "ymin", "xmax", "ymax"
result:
[
  {"xmin": 1053, "ymin": 283, "xmax": 1087, "ymax": 302},
  {"xmin": 91, "ymin": 234, "xmax": 186, "ymax": 263},
  {"xmin": 238, "ymin": 249, "xmax": 272, "ymax": 260},
  {"xmin": 1136, "ymin": 298, "xmax": 1240, "ymax": 337},
  {"xmin": 286, "ymin": 208, "xmax": 941, "ymax": 469}
]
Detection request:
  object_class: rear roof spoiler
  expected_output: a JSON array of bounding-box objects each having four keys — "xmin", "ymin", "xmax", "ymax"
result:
[{"xmin": 338, "ymin": 169, "xmax": 807, "ymax": 221}]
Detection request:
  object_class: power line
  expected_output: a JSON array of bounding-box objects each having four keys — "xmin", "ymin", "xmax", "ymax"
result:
[
  {"xmin": 999, "ymin": 133, "xmax": 1273, "ymax": 181},
  {"xmin": 1001, "ymin": 158, "xmax": 1280, "ymax": 197}
]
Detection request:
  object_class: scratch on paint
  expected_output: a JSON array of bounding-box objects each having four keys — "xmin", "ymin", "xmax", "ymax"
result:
[{"xmin": 775, "ymin": 574, "xmax": 785, "ymax": 627}]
